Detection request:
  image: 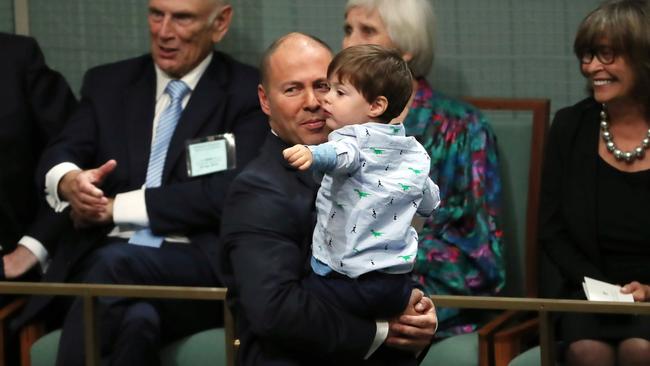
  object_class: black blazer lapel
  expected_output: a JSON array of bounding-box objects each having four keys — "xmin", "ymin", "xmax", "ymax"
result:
[
  {"xmin": 124, "ymin": 62, "xmax": 156, "ymax": 187},
  {"xmin": 164, "ymin": 52, "xmax": 227, "ymax": 182}
]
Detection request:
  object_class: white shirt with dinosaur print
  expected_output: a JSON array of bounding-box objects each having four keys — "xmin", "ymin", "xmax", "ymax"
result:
[{"xmin": 309, "ymin": 122, "xmax": 440, "ymax": 278}]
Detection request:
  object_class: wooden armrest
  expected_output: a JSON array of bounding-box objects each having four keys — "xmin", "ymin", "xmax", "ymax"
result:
[
  {"xmin": 478, "ymin": 310, "xmax": 518, "ymax": 338},
  {"xmin": 493, "ymin": 317, "xmax": 540, "ymax": 366},
  {"xmin": 0, "ymin": 298, "xmax": 27, "ymax": 319},
  {"xmin": 476, "ymin": 310, "xmax": 528, "ymax": 366}
]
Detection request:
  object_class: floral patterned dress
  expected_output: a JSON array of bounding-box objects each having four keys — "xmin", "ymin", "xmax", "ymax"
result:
[{"xmin": 406, "ymin": 78, "xmax": 505, "ymax": 338}]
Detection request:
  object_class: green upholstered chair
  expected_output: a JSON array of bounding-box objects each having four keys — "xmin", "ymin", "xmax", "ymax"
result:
[
  {"xmin": 422, "ymin": 333, "xmax": 478, "ymax": 365},
  {"xmin": 466, "ymin": 98, "xmax": 549, "ymax": 300},
  {"xmin": 29, "ymin": 329, "xmax": 59, "ymax": 366},
  {"xmin": 421, "ymin": 98, "xmax": 550, "ymax": 366},
  {"xmin": 508, "ymin": 346, "xmax": 563, "ymax": 366},
  {"xmin": 161, "ymin": 328, "xmax": 227, "ymax": 366},
  {"xmin": 508, "ymin": 347, "xmax": 542, "ymax": 366},
  {"xmin": 29, "ymin": 327, "xmax": 228, "ymax": 366}
]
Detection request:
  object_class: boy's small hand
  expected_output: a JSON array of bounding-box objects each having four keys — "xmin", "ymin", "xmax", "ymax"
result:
[{"xmin": 282, "ymin": 145, "xmax": 313, "ymax": 170}]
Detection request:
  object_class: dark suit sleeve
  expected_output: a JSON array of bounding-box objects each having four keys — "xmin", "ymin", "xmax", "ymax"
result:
[
  {"xmin": 22, "ymin": 36, "xmax": 77, "ymax": 144},
  {"xmin": 538, "ymin": 108, "xmax": 606, "ymax": 287},
  {"xmin": 24, "ymin": 204, "xmax": 71, "ymax": 252},
  {"xmin": 36, "ymin": 72, "xmax": 99, "ymax": 188},
  {"xmin": 221, "ymin": 170, "xmax": 376, "ymax": 359},
  {"xmin": 146, "ymin": 98, "xmax": 268, "ymax": 233},
  {"xmin": 17, "ymin": 36, "xmax": 76, "ymax": 246}
]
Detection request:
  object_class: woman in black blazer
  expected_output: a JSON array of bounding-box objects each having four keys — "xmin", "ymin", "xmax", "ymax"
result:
[{"xmin": 539, "ymin": 1, "xmax": 650, "ymax": 365}]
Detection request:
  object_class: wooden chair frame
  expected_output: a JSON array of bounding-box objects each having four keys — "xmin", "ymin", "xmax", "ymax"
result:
[
  {"xmin": 461, "ymin": 97, "xmax": 550, "ymax": 365},
  {"xmin": 462, "ymin": 97, "xmax": 550, "ymax": 298}
]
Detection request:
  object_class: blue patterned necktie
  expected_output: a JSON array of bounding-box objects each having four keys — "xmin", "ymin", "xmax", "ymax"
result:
[{"xmin": 129, "ymin": 80, "xmax": 191, "ymax": 247}]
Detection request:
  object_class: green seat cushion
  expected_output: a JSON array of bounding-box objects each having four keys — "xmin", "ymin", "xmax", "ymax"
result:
[
  {"xmin": 30, "ymin": 329, "xmax": 61, "ymax": 366},
  {"xmin": 422, "ymin": 332, "xmax": 478, "ymax": 366},
  {"xmin": 161, "ymin": 328, "xmax": 226, "ymax": 366},
  {"xmin": 509, "ymin": 346, "xmax": 541, "ymax": 366},
  {"xmin": 509, "ymin": 346, "xmax": 562, "ymax": 366},
  {"xmin": 30, "ymin": 328, "xmax": 226, "ymax": 366}
]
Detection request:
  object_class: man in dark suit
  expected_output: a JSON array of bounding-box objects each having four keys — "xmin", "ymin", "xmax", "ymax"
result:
[
  {"xmin": 15, "ymin": 1, "xmax": 268, "ymax": 364},
  {"xmin": 220, "ymin": 32, "xmax": 437, "ymax": 365},
  {"xmin": 0, "ymin": 33, "xmax": 76, "ymax": 280}
]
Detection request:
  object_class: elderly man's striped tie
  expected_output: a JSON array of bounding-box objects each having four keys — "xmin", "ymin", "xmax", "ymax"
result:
[{"xmin": 129, "ymin": 80, "xmax": 190, "ymax": 247}]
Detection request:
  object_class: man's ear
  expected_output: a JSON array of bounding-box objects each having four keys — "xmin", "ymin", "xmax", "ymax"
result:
[
  {"xmin": 368, "ymin": 96, "xmax": 388, "ymax": 118},
  {"xmin": 258, "ymin": 84, "xmax": 271, "ymax": 116},
  {"xmin": 210, "ymin": 5, "xmax": 233, "ymax": 43}
]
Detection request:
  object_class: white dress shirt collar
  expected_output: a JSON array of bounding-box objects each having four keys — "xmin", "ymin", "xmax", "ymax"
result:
[{"xmin": 154, "ymin": 52, "xmax": 213, "ymax": 100}]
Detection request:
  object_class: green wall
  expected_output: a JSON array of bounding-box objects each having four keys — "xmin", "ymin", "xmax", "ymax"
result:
[
  {"xmin": 16, "ymin": 0, "xmax": 602, "ymax": 115},
  {"xmin": 0, "ymin": 0, "xmax": 13, "ymax": 32}
]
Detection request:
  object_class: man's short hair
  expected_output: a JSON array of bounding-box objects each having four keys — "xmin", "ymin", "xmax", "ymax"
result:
[
  {"xmin": 259, "ymin": 32, "xmax": 332, "ymax": 87},
  {"xmin": 328, "ymin": 44, "xmax": 413, "ymax": 123}
]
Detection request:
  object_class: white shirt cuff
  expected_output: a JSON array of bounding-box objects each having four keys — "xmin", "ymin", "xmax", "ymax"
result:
[
  {"xmin": 18, "ymin": 236, "xmax": 49, "ymax": 272},
  {"xmin": 113, "ymin": 189, "xmax": 149, "ymax": 226},
  {"xmin": 433, "ymin": 315, "xmax": 439, "ymax": 334},
  {"xmin": 365, "ymin": 321, "xmax": 389, "ymax": 359},
  {"xmin": 45, "ymin": 162, "xmax": 80, "ymax": 212}
]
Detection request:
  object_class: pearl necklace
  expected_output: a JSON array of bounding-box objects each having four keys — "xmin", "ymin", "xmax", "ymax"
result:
[{"xmin": 600, "ymin": 104, "xmax": 650, "ymax": 163}]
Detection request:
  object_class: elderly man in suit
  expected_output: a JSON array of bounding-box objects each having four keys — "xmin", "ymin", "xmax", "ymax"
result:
[
  {"xmin": 220, "ymin": 32, "xmax": 437, "ymax": 365},
  {"xmin": 0, "ymin": 33, "xmax": 76, "ymax": 280},
  {"xmin": 14, "ymin": 0, "xmax": 268, "ymax": 365}
]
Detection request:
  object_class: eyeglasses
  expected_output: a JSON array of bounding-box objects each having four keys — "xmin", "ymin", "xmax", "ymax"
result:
[{"xmin": 579, "ymin": 46, "xmax": 617, "ymax": 65}]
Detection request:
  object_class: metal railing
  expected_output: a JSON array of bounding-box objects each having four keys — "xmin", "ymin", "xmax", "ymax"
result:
[
  {"xmin": 430, "ymin": 295, "xmax": 650, "ymax": 366},
  {"xmin": 3, "ymin": 283, "xmax": 650, "ymax": 366},
  {"xmin": 0, "ymin": 282, "xmax": 231, "ymax": 366}
]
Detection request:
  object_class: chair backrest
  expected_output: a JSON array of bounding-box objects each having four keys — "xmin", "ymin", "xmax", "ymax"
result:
[{"xmin": 463, "ymin": 98, "xmax": 550, "ymax": 298}]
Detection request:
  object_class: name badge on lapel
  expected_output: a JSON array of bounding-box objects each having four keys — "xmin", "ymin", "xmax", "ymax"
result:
[{"xmin": 186, "ymin": 133, "xmax": 236, "ymax": 177}]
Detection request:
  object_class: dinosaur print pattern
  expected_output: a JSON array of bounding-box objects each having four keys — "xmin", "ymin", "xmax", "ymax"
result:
[{"xmin": 308, "ymin": 122, "xmax": 440, "ymax": 278}]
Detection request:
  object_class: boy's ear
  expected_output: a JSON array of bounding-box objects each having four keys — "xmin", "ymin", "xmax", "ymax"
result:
[{"xmin": 368, "ymin": 96, "xmax": 388, "ymax": 118}]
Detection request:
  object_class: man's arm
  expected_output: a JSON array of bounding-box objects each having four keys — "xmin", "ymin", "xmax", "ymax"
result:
[
  {"xmin": 37, "ymin": 69, "xmax": 103, "ymax": 203},
  {"xmin": 1, "ymin": 35, "xmax": 77, "ymax": 277},
  {"xmin": 223, "ymin": 168, "xmax": 437, "ymax": 358},
  {"xmin": 22, "ymin": 35, "xmax": 77, "ymax": 144},
  {"xmin": 4, "ymin": 205, "xmax": 69, "ymax": 277},
  {"xmin": 222, "ymin": 170, "xmax": 376, "ymax": 357}
]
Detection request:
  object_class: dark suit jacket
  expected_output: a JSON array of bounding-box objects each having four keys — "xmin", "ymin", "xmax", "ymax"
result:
[
  {"xmin": 17, "ymin": 51, "xmax": 268, "ymax": 325},
  {"xmin": 538, "ymin": 97, "xmax": 609, "ymax": 296},
  {"xmin": 220, "ymin": 133, "xmax": 377, "ymax": 365},
  {"xmin": 0, "ymin": 33, "xmax": 76, "ymax": 252}
]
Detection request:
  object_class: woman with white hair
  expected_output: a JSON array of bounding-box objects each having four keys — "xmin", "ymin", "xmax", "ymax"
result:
[{"xmin": 342, "ymin": 0, "xmax": 505, "ymax": 339}]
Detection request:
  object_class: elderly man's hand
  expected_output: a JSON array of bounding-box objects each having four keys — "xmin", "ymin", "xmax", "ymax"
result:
[
  {"xmin": 58, "ymin": 160, "xmax": 116, "ymax": 218},
  {"xmin": 386, "ymin": 289, "xmax": 437, "ymax": 353},
  {"xmin": 70, "ymin": 198, "xmax": 114, "ymax": 228}
]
